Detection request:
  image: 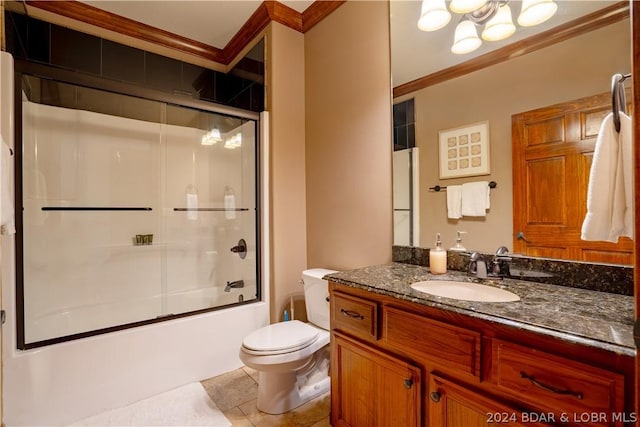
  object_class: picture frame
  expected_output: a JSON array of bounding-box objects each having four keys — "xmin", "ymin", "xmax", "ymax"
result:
[{"xmin": 438, "ymin": 121, "xmax": 490, "ymax": 179}]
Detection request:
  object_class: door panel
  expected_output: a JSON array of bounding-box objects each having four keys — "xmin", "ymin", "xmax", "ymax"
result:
[{"xmin": 513, "ymin": 91, "xmax": 633, "ymax": 263}]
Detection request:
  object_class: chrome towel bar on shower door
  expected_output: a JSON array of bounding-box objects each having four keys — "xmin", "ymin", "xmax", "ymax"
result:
[
  {"xmin": 173, "ymin": 208, "xmax": 250, "ymax": 211},
  {"xmin": 41, "ymin": 207, "xmax": 153, "ymax": 211}
]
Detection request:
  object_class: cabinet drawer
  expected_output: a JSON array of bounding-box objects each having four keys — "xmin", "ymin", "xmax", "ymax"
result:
[
  {"xmin": 331, "ymin": 292, "xmax": 378, "ymax": 340},
  {"xmin": 491, "ymin": 339, "xmax": 625, "ymax": 426},
  {"xmin": 383, "ymin": 306, "xmax": 481, "ymax": 377}
]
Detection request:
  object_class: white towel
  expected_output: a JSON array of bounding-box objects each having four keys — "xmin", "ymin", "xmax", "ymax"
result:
[
  {"xmin": 1, "ymin": 138, "xmax": 15, "ymax": 235},
  {"xmin": 581, "ymin": 112, "xmax": 634, "ymax": 242},
  {"xmin": 186, "ymin": 193, "xmax": 198, "ymax": 221},
  {"xmin": 461, "ymin": 181, "xmax": 490, "ymax": 217},
  {"xmin": 446, "ymin": 185, "xmax": 462, "ymax": 219}
]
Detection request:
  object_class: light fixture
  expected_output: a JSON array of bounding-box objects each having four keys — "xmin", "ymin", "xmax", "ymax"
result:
[
  {"xmin": 418, "ymin": 0, "xmax": 451, "ymax": 32},
  {"xmin": 451, "ymin": 20, "xmax": 482, "ymax": 54},
  {"xmin": 450, "ymin": 0, "xmax": 488, "ymax": 14},
  {"xmin": 201, "ymin": 127, "xmax": 222, "ymax": 146},
  {"xmin": 481, "ymin": 4, "xmax": 515, "ymax": 41},
  {"xmin": 418, "ymin": 0, "xmax": 557, "ymax": 55},
  {"xmin": 517, "ymin": 0, "xmax": 558, "ymax": 27}
]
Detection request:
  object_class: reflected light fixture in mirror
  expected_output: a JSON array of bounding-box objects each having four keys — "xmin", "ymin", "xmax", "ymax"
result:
[
  {"xmin": 418, "ymin": 0, "xmax": 557, "ymax": 54},
  {"xmin": 418, "ymin": 0, "xmax": 450, "ymax": 31},
  {"xmin": 450, "ymin": 0, "xmax": 488, "ymax": 14},
  {"xmin": 482, "ymin": 4, "xmax": 516, "ymax": 41},
  {"xmin": 518, "ymin": 0, "xmax": 558, "ymax": 26},
  {"xmin": 451, "ymin": 20, "xmax": 482, "ymax": 54}
]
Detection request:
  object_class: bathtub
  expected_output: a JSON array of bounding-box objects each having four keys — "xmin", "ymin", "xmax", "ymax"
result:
[
  {"xmin": 2, "ymin": 234, "xmax": 269, "ymax": 425},
  {"xmin": 24, "ymin": 285, "xmax": 254, "ymax": 345}
]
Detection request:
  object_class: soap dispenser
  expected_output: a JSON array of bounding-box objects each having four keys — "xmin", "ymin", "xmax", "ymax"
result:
[
  {"xmin": 429, "ymin": 233, "xmax": 447, "ymax": 275},
  {"xmin": 450, "ymin": 231, "xmax": 467, "ymax": 252}
]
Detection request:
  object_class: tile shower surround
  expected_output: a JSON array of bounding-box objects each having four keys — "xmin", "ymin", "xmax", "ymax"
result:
[
  {"xmin": 4, "ymin": 11, "xmax": 265, "ymax": 113},
  {"xmin": 393, "ymin": 245, "xmax": 634, "ymax": 296}
]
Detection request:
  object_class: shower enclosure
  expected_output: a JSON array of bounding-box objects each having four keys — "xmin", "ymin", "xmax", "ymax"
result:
[{"xmin": 17, "ymin": 69, "xmax": 260, "ymax": 348}]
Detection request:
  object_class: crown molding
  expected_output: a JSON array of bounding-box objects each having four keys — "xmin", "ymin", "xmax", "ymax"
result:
[
  {"xmin": 25, "ymin": 0, "xmax": 345, "ymax": 66},
  {"xmin": 394, "ymin": 1, "xmax": 630, "ymax": 98}
]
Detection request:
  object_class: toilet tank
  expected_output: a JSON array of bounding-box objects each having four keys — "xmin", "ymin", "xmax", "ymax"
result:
[{"xmin": 302, "ymin": 268, "xmax": 337, "ymax": 330}]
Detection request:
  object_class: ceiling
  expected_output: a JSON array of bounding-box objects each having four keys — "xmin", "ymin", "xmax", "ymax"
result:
[
  {"xmin": 78, "ymin": 1, "xmax": 622, "ymax": 87},
  {"xmin": 81, "ymin": 0, "xmax": 315, "ymax": 48},
  {"xmin": 390, "ymin": 0, "xmax": 621, "ymax": 86}
]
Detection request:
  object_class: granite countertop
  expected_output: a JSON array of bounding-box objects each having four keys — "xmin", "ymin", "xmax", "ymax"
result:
[{"xmin": 325, "ymin": 263, "xmax": 636, "ymax": 357}]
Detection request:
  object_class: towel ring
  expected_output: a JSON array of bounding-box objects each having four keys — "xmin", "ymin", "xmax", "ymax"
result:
[{"xmin": 611, "ymin": 73, "xmax": 629, "ymax": 133}]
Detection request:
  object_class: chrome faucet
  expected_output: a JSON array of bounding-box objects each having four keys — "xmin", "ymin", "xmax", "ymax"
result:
[
  {"xmin": 224, "ymin": 279, "xmax": 245, "ymax": 292},
  {"xmin": 468, "ymin": 252, "xmax": 487, "ymax": 279},
  {"xmin": 491, "ymin": 246, "xmax": 512, "ymax": 277}
]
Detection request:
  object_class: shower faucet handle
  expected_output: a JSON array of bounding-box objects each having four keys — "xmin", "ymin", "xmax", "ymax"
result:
[{"xmin": 230, "ymin": 239, "xmax": 247, "ymax": 259}]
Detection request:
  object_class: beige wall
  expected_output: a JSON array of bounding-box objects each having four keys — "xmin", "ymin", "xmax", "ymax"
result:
[
  {"xmin": 305, "ymin": 1, "xmax": 393, "ymax": 270},
  {"xmin": 395, "ymin": 20, "xmax": 630, "ymax": 253},
  {"xmin": 1, "ymin": 1, "xmax": 5, "ymax": 423},
  {"xmin": 265, "ymin": 23, "xmax": 308, "ymax": 321}
]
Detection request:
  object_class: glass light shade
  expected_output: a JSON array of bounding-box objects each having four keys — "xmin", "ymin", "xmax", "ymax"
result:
[
  {"xmin": 417, "ymin": 0, "xmax": 451, "ymax": 31},
  {"xmin": 481, "ymin": 4, "xmax": 516, "ymax": 41},
  {"xmin": 451, "ymin": 20, "xmax": 482, "ymax": 54},
  {"xmin": 517, "ymin": 0, "xmax": 557, "ymax": 27},
  {"xmin": 450, "ymin": 0, "xmax": 488, "ymax": 14}
]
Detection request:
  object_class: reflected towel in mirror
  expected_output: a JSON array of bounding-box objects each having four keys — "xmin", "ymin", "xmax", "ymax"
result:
[
  {"xmin": 581, "ymin": 112, "xmax": 633, "ymax": 242},
  {"xmin": 461, "ymin": 181, "xmax": 490, "ymax": 217},
  {"xmin": 447, "ymin": 185, "xmax": 462, "ymax": 219}
]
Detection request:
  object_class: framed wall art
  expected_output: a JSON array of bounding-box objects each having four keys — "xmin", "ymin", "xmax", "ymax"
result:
[{"xmin": 438, "ymin": 121, "xmax": 490, "ymax": 179}]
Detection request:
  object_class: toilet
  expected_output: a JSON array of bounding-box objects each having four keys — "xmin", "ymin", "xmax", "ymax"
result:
[{"xmin": 239, "ymin": 268, "xmax": 337, "ymax": 414}]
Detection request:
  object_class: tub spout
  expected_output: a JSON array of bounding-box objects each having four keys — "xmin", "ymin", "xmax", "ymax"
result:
[{"xmin": 225, "ymin": 280, "xmax": 244, "ymax": 292}]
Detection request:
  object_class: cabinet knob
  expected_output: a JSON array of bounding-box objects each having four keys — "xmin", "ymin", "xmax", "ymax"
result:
[
  {"xmin": 429, "ymin": 391, "xmax": 441, "ymax": 402},
  {"xmin": 403, "ymin": 378, "xmax": 413, "ymax": 389}
]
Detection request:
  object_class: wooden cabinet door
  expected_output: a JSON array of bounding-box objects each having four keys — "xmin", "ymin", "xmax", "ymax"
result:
[
  {"xmin": 429, "ymin": 374, "xmax": 549, "ymax": 427},
  {"xmin": 331, "ymin": 332, "xmax": 421, "ymax": 427},
  {"xmin": 512, "ymin": 91, "xmax": 633, "ymax": 264}
]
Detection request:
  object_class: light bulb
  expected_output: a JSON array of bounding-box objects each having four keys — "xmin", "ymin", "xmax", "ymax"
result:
[
  {"xmin": 482, "ymin": 4, "xmax": 516, "ymax": 41},
  {"xmin": 417, "ymin": 0, "xmax": 451, "ymax": 31},
  {"xmin": 451, "ymin": 20, "xmax": 481, "ymax": 54},
  {"xmin": 517, "ymin": 0, "xmax": 557, "ymax": 27}
]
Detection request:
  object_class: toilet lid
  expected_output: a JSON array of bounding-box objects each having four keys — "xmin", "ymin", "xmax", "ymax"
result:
[{"xmin": 243, "ymin": 320, "xmax": 320, "ymax": 354}]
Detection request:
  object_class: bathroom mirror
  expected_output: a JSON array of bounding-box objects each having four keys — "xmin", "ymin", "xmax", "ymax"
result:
[{"xmin": 390, "ymin": 0, "xmax": 632, "ymax": 265}]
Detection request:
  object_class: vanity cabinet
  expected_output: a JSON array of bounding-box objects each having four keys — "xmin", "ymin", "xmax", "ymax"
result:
[
  {"xmin": 331, "ymin": 332, "xmax": 421, "ymax": 427},
  {"xmin": 329, "ymin": 283, "xmax": 634, "ymax": 427},
  {"xmin": 428, "ymin": 374, "xmax": 542, "ymax": 427}
]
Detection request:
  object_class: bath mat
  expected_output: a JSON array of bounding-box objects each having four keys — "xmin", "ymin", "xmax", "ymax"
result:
[{"xmin": 69, "ymin": 382, "xmax": 232, "ymax": 427}]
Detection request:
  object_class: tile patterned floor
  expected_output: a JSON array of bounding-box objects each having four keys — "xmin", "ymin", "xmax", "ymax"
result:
[{"xmin": 201, "ymin": 366, "xmax": 331, "ymax": 427}]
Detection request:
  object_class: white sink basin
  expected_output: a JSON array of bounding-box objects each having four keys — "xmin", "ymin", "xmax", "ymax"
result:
[{"xmin": 410, "ymin": 280, "xmax": 520, "ymax": 302}]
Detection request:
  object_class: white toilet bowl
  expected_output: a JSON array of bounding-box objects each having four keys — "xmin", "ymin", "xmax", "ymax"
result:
[
  {"xmin": 238, "ymin": 268, "xmax": 336, "ymax": 414},
  {"xmin": 239, "ymin": 320, "xmax": 330, "ymax": 414}
]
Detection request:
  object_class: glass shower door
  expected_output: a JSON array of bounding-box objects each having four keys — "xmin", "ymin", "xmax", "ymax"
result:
[
  {"xmin": 19, "ymin": 75, "xmax": 259, "ymax": 348},
  {"xmin": 162, "ymin": 105, "xmax": 257, "ymax": 316}
]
